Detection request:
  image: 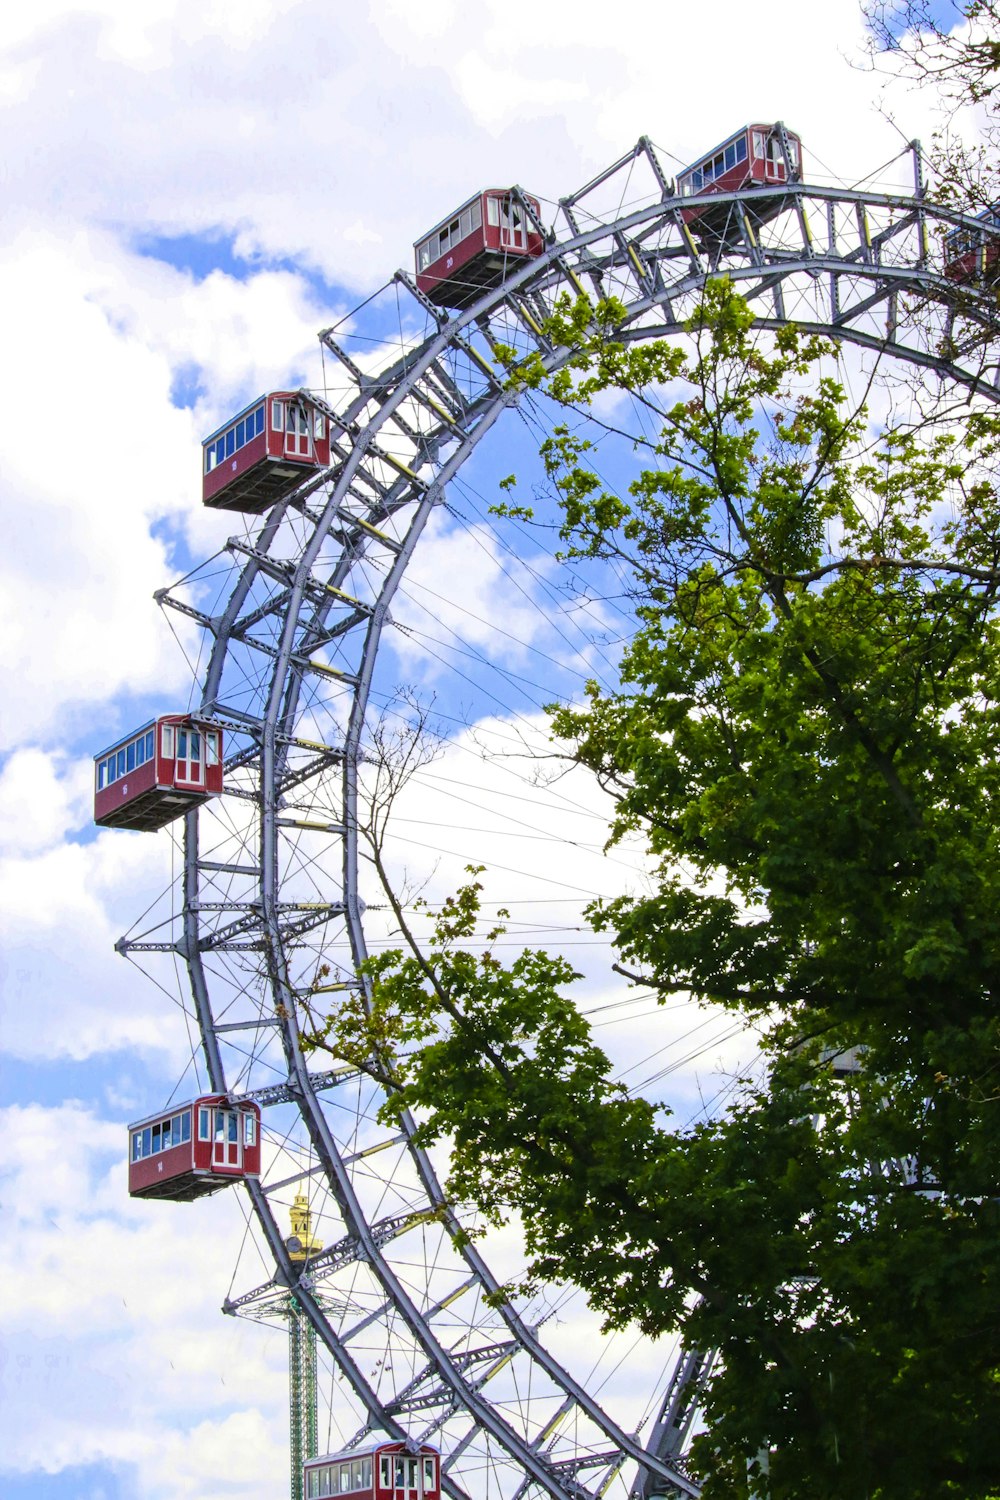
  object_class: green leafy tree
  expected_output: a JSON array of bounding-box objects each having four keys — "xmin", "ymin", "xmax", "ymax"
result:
[
  {"xmin": 865, "ymin": 1, "xmax": 1000, "ymax": 211},
  {"xmin": 866, "ymin": 1, "xmax": 1000, "ymax": 111},
  {"xmin": 305, "ymin": 286, "xmax": 1000, "ymax": 1498}
]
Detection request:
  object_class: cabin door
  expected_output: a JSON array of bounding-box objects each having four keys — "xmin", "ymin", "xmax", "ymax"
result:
[
  {"xmin": 213, "ymin": 1109, "xmax": 242, "ymax": 1169},
  {"xmin": 284, "ymin": 402, "xmax": 313, "ymax": 459},
  {"xmin": 765, "ymin": 138, "xmax": 786, "ymax": 181},
  {"xmin": 393, "ymin": 1456, "xmax": 422, "ymax": 1500},
  {"xmin": 174, "ymin": 726, "xmax": 205, "ymax": 789},
  {"xmin": 498, "ymin": 198, "xmax": 528, "ymax": 253}
]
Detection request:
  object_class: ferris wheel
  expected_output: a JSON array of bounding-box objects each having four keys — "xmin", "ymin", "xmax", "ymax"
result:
[{"xmin": 106, "ymin": 127, "xmax": 1000, "ymax": 1500}]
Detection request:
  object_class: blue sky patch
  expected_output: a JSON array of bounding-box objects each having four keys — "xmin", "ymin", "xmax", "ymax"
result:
[
  {"xmin": 0, "ymin": 1462, "xmax": 129, "ymax": 1500},
  {"xmin": 133, "ymin": 229, "xmax": 350, "ymax": 312},
  {"xmin": 169, "ymin": 361, "xmax": 205, "ymax": 410},
  {"xmin": 134, "ymin": 229, "xmax": 272, "ymax": 284},
  {"xmin": 872, "ymin": 0, "xmax": 965, "ymax": 45},
  {"xmin": 1, "ymin": 1050, "xmax": 173, "ymax": 1122}
]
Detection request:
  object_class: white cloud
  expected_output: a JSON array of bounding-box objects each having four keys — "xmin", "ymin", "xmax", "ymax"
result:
[
  {"xmin": 0, "ymin": 748, "xmax": 92, "ymax": 855},
  {"xmin": 3, "ymin": 0, "xmax": 953, "ymax": 296},
  {"xmin": 0, "ymin": 1102, "xmax": 288, "ymax": 1496},
  {"xmin": 386, "ymin": 508, "xmax": 567, "ymax": 677},
  {"xmin": 0, "ymin": 821, "xmax": 188, "ymax": 1063},
  {"xmin": 0, "ymin": 224, "xmax": 336, "ymax": 753}
]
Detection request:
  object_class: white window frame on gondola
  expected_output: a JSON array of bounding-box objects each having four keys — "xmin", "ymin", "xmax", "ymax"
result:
[
  {"xmin": 284, "ymin": 402, "xmax": 314, "ymax": 459},
  {"xmin": 678, "ymin": 130, "xmax": 748, "ymax": 196}
]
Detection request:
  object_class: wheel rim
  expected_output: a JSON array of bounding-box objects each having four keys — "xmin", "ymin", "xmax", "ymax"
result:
[{"xmin": 119, "ymin": 137, "xmax": 1000, "ymax": 1500}]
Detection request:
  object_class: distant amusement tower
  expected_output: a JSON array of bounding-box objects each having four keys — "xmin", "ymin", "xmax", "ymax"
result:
[{"xmin": 286, "ymin": 1193, "xmax": 324, "ymax": 1500}]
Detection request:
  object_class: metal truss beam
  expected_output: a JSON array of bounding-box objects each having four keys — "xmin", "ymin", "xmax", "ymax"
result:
[{"xmin": 136, "ymin": 137, "xmax": 1000, "ymax": 1500}]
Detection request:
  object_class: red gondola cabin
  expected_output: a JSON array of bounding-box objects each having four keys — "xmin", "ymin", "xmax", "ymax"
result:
[
  {"xmin": 944, "ymin": 205, "xmax": 1000, "ymax": 283},
  {"xmin": 677, "ymin": 123, "xmax": 803, "ymax": 237},
  {"xmin": 94, "ymin": 714, "xmax": 223, "ymax": 831},
  {"xmin": 305, "ymin": 1439, "xmax": 441, "ymax": 1500},
  {"xmin": 128, "ymin": 1095, "xmax": 261, "ymax": 1202},
  {"xmin": 414, "ymin": 189, "xmax": 545, "ymax": 309},
  {"xmin": 202, "ymin": 391, "xmax": 331, "ymax": 513}
]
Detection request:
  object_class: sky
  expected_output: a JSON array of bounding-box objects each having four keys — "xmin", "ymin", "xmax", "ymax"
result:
[{"xmin": 0, "ymin": 2, "xmax": 975, "ymax": 1498}]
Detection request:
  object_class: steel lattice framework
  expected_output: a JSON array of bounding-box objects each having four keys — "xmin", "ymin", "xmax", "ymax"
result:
[{"xmin": 119, "ymin": 137, "xmax": 1000, "ymax": 1500}]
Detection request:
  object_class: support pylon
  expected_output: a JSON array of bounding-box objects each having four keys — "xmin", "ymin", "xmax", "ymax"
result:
[{"xmin": 286, "ymin": 1193, "xmax": 324, "ymax": 1500}]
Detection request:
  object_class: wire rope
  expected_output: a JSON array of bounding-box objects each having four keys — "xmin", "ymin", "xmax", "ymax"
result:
[{"xmin": 118, "ymin": 140, "xmax": 1000, "ymax": 1500}]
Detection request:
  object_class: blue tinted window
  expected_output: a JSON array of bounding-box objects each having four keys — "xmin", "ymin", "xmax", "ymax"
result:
[
  {"xmin": 117, "ymin": 750, "xmax": 126, "ymax": 777},
  {"xmin": 736, "ymin": 136, "xmax": 747, "ymax": 162},
  {"xmin": 692, "ymin": 169, "xmax": 702, "ymax": 189},
  {"xmin": 142, "ymin": 1127, "xmax": 151, "ymax": 1157},
  {"xmin": 236, "ymin": 420, "xmax": 245, "ymax": 448},
  {"xmin": 725, "ymin": 143, "xmax": 736, "ymax": 169},
  {"xmin": 151, "ymin": 1123, "xmax": 161, "ymax": 1153},
  {"xmin": 135, "ymin": 739, "xmax": 144, "ymax": 768},
  {"xmin": 199, "ymin": 1107, "xmax": 210, "ymax": 1140},
  {"xmin": 145, "ymin": 730, "xmax": 155, "ymax": 760},
  {"xmin": 126, "ymin": 742, "xmax": 135, "ymax": 772},
  {"xmin": 181, "ymin": 1111, "xmax": 191, "ymax": 1143},
  {"xmin": 132, "ymin": 1133, "xmax": 141, "ymax": 1162},
  {"xmin": 255, "ymin": 406, "xmax": 265, "ymax": 436},
  {"xmin": 225, "ymin": 429, "xmax": 235, "ymax": 457},
  {"xmin": 215, "ymin": 438, "xmax": 225, "ymax": 465}
]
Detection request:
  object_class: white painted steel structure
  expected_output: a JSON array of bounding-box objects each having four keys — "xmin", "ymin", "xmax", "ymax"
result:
[{"xmin": 120, "ymin": 136, "xmax": 1000, "ymax": 1500}]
